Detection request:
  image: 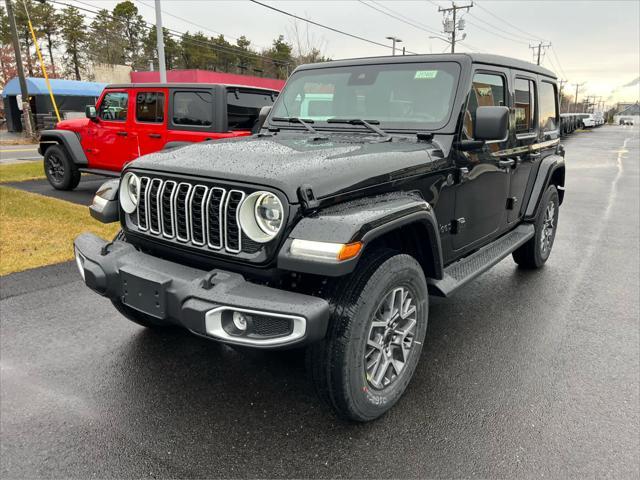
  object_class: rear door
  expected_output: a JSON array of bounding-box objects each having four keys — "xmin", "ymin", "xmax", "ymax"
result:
[
  {"xmin": 133, "ymin": 88, "xmax": 168, "ymax": 156},
  {"xmin": 166, "ymin": 88, "xmax": 217, "ymax": 144},
  {"xmin": 507, "ymin": 74, "xmax": 539, "ymax": 223},
  {"xmin": 87, "ymin": 89, "xmax": 137, "ymax": 170}
]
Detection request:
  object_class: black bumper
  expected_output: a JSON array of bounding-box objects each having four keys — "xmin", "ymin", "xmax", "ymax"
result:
[{"xmin": 74, "ymin": 233, "xmax": 331, "ymax": 349}]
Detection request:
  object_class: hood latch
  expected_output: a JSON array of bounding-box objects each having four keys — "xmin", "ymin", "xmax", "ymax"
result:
[{"xmin": 297, "ymin": 184, "xmax": 320, "ymax": 212}]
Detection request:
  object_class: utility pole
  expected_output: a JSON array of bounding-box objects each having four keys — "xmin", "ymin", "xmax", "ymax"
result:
[
  {"xmin": 438, "ymin": 2, "xmax": 473, "ymax": 53},
  {"xmin": 574, "ymin": 82, "xmax": 585, "ymax": 113},
  {"xmin": 529, "ymin": 42, "xmax": 551, "ymax": 65},
  {"xmin": 558, "ymin": 79, "xmax": 567, "ymax": 113},
  {"xmin": 154, "ymin": 0, "xmax": 167, "ymax": 83},
  {"xmin": 5, "ymin": 0, "xmax": 34, "ymax": 138},
  {"xmin": 385, "ymin": 36, "xmax": 402, "ymax": 56}
]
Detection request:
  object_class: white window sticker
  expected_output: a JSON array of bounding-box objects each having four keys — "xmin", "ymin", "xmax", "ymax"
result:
[{"xmin": 414, "ymin": 70, "xmax": 438, "ymax": 79}]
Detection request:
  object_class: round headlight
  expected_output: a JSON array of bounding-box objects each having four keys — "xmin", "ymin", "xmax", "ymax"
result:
[
  {"xmin": 119, "ymin": 172, "xmax": 140, "ymax": 214},
  {"xmin": 239, "ymin": 191, "xmax": 284, "ymax": 243}
]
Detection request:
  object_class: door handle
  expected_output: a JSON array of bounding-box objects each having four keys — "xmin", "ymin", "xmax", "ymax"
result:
[
  {"xmin": 148, "ymin": 133, "xmax": 161, "ymax": 139},
  {"xmin": 498, "ymin": 159, "xmax": 515, "ymax": 169},
  {"xmin": 116, "ymin": 131, "xmax": 128, "ymax": 137}
]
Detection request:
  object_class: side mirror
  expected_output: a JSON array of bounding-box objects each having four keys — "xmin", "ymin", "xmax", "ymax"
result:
[
  {"xmin": 253, "ymin": 105, "xmax": 272, "ymax": 133},
  {"xmin": 85, "ymin": 105, "xmax": 98, "ymax": 121},
  {"xmin": 474, "ymin": 106, "xmax": 509, "ymax": 142}
]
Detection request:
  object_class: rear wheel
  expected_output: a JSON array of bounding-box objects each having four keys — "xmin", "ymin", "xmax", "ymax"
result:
[
  {"xmin": 513, "ymin": 185, "xmax": 559, "ymax": 269},
  {"xmin": 307, "ymin": 249, "xmax": 429, "ymax": 422},
  {"xmin": 43, "ymin": 144, "xmax": 80, "ymax": 190}
]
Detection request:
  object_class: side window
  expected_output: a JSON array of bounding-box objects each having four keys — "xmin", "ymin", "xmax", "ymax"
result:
[
  {"xmin": 514, "ymin": 78, "xmax": 536, "ymax": 134},
  {"xmin": 539, "ymin": 81, "xmax": 558, "ymax": 131},
  {"xmin": 98, "ymin": 92, "xmax": 128, "ymax": 121},
  {"xmin": 464, "ymin": 72, "xmax": 505, "ymax": 139},
  {"xmin": 173, "ymin": 91, "xmax": 213, "ymax": 126},
  {"xmin": 227, "ymin": 90, "xmax": 274, "ymax": 130},
  {"xmin": 136, "ymin": 92, "xmax": 164, "ymax": 123}
]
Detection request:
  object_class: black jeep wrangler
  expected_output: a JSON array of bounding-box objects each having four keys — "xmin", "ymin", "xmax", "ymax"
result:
[{"xmin": 74, "ymin": 54, "xmax": 565, "ymax": 422}]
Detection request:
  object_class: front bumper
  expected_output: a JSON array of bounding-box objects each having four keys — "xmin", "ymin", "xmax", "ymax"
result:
[{"xmin": 74, "ymin": 233, "xmax": 331, "ymax": 349}]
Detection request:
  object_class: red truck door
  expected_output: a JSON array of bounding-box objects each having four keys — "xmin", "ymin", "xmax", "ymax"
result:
[
  {"xmin": 86, "ymin": 89, "xmax": 138, "ymax": 170},
  {"xmin": 132, "ymin": 89, "xmax": 168, "ymax": 156}
]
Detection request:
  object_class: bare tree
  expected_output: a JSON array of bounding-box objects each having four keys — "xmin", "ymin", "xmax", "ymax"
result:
[{"xmin": 287, "ymin": 19, "xmax": 330, "ymax": 66}]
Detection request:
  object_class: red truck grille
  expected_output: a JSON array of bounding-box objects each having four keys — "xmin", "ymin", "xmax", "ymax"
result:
[{"xmin": 135, "ymin": 176, "xmax": 245, "ymax": 254}]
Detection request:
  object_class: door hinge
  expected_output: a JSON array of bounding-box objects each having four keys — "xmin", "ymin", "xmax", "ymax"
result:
[
  {"xmin": 506, "ymin": 197, "xmax": 518, "ymax": 210},
  {"xmin": 451, "ymin": 217, "xmax": 466, "ymax": 234}
]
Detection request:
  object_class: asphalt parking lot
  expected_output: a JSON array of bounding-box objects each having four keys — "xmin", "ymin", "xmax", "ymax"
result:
[{"xmin": 1, "ymin": 125, "xmax": 638, "ymax": 479}]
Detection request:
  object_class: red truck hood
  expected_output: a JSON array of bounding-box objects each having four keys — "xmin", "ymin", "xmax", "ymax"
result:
[{"xmin": 55, "ymin": 118, "xmax": 90, "ymax": 131}]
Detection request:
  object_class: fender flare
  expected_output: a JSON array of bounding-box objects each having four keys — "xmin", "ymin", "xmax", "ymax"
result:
[
  {"xmin": 524, "ymin": 154, "xmax": 565, "ymax": 220},
  {"xmin": 277, "ymin": 193, "xmax": 444, "ymax": 279},
  {"xmin": 39, "ymin": 130, "xmax": 88, "ymax": 166}
]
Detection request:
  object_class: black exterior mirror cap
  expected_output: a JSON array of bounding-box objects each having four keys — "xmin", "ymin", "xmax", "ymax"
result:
[
  {"xmin": 85, "ymin": 105, "xmax": 97, "ymax": 121},
  {"xmin": 474, "ymin": 106, "xmax": 509, "ymax": 141}
]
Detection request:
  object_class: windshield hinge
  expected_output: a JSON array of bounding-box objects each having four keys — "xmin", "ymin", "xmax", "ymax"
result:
[
  {"xmin": 416, "ymin": 132, "xmax": 434, "ymax": 142},
  {"xmin": 297, "ymin": 184, "xmax": 320, "ymax": 212}
]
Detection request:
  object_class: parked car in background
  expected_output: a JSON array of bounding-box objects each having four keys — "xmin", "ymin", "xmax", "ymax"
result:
[
  {"xmin": 578, "ymin": 113, "xmax": 596, "ymax": 128},
  {"xmin": 39, "ymin": 83, "xmax": 279, "ymax": 190},
  {"xmin": 619, "ymin": 117, "xmax": 634, "ymax": 125}
]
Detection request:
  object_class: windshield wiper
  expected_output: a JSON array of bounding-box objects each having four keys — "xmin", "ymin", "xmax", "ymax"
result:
[
  {"xmin": 326, "ymin": 118, "xmax": 390, "ymax": 138},
  {"xmin": 271, "ymin": 116, "xmax": 318, "ymax": 134}
]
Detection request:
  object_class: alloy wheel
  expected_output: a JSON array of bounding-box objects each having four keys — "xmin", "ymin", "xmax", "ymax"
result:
[
  {"xmin": 540, "ymin": 200, "xmax": 556, "ymax": 255},
  {"xmin": 46, "ymin": 154, "xmax": 65, "ymax": 182},
  {"xmin": 365, "ymin": 286, "xmax": 418, "ymax": 390}
]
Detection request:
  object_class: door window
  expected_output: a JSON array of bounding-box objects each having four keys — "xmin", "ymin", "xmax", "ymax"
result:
[
  {"xmin": 98, "ymin": 92, "xmax": 128, "ymax": 121},
  {"xmin": 173, "ymin": 91, "xmax": 213, "ymax": 126},
  {"xmin": 515, "ymin": 78, "xmax": 536, "ymax": 134},
  {"xmin": 463, "ymin": 72, "xmax": 505, "ymax": 139},
  {"xmin": 539, "ymin": 81, "xmax": 558, "ymax": 131},
  {"xmin": 136, "ymin": 92, "xmax": 164, "ymax": 123}
]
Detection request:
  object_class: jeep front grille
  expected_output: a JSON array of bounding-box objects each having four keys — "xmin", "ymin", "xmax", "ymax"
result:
[{"xmin": 135, "ymin": 176, "xmax": 245, "ymax": 253}]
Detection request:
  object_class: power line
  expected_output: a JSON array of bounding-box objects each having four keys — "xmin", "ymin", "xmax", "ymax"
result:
[
  {"xmin": 249, "ymin": 0, "xmax": 420, "ymax": 54},
  {"xmin": 51, "ymin": 0, "xmax": 290, "ymax": 66},
  {"xmin": 358, "ymin": 0, "xmax": 441, "ymax": 36},
  {"xmin": 464, "ymin": 19, "xmax": 528, "ymax": 45},
  {"xmin": 465, "ymin": 11, "xmax": 532, "ymax": 43},
  {"xmin": 134, "ymin": 0, "xmax": 273, "ymax": 52},
  {"xmin": 474, "ymin": 1, "xmax": 548, "ymax": 43}
]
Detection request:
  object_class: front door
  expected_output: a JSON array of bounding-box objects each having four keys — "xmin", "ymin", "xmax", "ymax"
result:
[
  {"xmin": 87, "ymin": 89, "xmax": 137, "ymax": 170},
  {"xmin": 452, "ymin": 70, "xmax": 512, "ymax": 252},
  {"xmin": 133, "ymin": 89, "xmax": 167, "ymax": 156}
]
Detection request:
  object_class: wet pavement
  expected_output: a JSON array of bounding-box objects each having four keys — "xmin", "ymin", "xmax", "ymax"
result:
[{"xmin": 1, "ymin": 125, "xmax": 638, "ymax": 479}]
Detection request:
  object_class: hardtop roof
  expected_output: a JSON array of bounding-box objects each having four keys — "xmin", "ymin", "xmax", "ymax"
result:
[
  {"xmin": 104, "ymin": 82, "xmax": 280, "ymax": 92},
  {"xmin": 295, "ymin": 53, "xmax": 556, "ymax": 79}
]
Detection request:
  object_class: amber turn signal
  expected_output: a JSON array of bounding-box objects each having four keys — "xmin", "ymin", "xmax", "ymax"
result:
[{"xmin": 337, "ymin": 242, "xmax": 363, "ymax": 261}]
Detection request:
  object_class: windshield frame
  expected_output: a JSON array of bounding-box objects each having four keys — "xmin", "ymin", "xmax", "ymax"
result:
[{"xmin": 268, "ymin": 60, "xmax": 464, "ymax": 134}]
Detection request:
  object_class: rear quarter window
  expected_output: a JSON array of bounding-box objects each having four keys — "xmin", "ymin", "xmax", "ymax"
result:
[
  {"xmin": 173, "ymin": 91, "xmax": 213, "ymax": 126},
  {"xmin": 227, "ymin": 90, "xmax": 275, "ymax": 130}
]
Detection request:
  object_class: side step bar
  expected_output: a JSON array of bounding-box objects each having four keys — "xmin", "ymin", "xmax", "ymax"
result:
[{"xmin": 428, "ymin": 224, "xmax": 535, "ymax": 297}]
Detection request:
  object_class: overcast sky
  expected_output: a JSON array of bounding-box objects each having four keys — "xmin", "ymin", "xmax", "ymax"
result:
[{"xmin": 67, "ymin": 0, "xmax": 640, "ymax": 105}]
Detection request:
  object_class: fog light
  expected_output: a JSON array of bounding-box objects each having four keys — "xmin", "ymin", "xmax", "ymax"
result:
[
  {"xmin": 74, "ymin": 248, "xmax": 86, "ymax": 281},
  {"xmin": 232, "ymin": 311, "xmax": 248, "ymax": 331}
]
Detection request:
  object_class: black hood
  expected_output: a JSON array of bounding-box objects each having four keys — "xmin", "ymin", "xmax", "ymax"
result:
[{"xmin": 131, "ymin": 133, "xmax": 452, "ymax": 203}]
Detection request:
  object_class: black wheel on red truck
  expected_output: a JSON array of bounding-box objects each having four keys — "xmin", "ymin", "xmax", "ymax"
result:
[{"xmin": 43, "ymin": 144, "xmax": 81, "ymax": 190}]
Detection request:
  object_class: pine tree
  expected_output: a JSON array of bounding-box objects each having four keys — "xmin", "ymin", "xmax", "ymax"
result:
[{"xmin": 59, "ymin": 6, "xmax": 87, "ymax": 80}]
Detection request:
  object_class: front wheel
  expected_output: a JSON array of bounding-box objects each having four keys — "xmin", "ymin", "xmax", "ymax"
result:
[
  {"xmin": 513, "ymin": 185, "xmax": 560, "ymax": 269},
  {"xmin": 307, "ymin": 249, "xmax": 429, "ymax": 422}
]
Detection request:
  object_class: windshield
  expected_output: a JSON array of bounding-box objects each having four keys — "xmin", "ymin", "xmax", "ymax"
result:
[{"xmin": 270, "ymin": 62, "xmax": 460, "ymax": 131}]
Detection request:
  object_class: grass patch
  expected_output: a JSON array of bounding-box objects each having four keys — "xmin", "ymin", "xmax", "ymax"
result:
[
  {"xmin": 0, "ymin": 186, "xmax": 119, "ymax": 275},
  {"xmin": 0, "ymin": 160, "xmax": 45, "ymax": 183}
]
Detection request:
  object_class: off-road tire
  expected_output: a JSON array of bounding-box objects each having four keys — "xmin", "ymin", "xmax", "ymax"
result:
[
  {"xmin": 513, "ymin": 185, "xmax": 560, "ymax": 269},
  {"xmin": 43, "ymin": 144, "xmax": 81, "ymax": 190},
  {"xmin": 307, "ymin": 249, "xmax": 429, "ymax": 422}
]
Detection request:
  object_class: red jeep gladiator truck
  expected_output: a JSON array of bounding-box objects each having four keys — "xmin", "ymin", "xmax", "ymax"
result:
[{"xmin": 39, "ymin": 83, "xmax": 278, "ymax": 190}]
